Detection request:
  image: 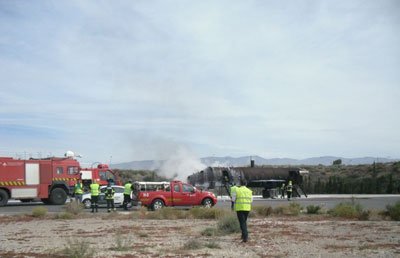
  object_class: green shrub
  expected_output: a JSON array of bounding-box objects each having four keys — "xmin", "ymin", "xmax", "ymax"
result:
[
  {"xmin": 306, "ymin": 205, "xmax": 321, "ymax": 214},
  {"xmin": 217, "ymin": 212, "xmax": 240, "ymax": 235},
  {"xmin": 183, "ymin": 239, "xmax": 203, "ymax": 250},
  {"xmin": 204, "ymin": 239, "xmax": 221, "ymax": 249},
  {"xmin": 358, "ymin": 210, "xmax": 370, "ymax": 221},
  {"xmin": 201, "ymin": 227, "xmax": 217, "ymax": 236},
  {"xmin": 385, "ymin": 201, "xmax": 400, "ymax": 221},
  {"xmin": 32, "ymin": 206, "xmax": 47, "ymax": 217},
  {"xmin": 274, "ymin": 203, "xmax": 302, "ymax": 216},
  {"xmin": 189, "ymin": 207, "xmax": 226, "ymax": 219},
  {"xmin": 65, "ymin": 201, "xmax": 84, "ymax": 215},
  {"xmin": 132, "ymin": 206, "xmax": 148, "ymax": 219},
  {"xmin": 56, "ymin": 238, "xmax": 94, "ymax": 258},
  {"xmin": 253, "ymin": 205, "xmax": 273, "ymax": 217},
  {"xmin": 54, "ymin": 212, "xmax": 75, "ymax": 220},
  {"xmin": 138, "ymin": 232, "xmax": 148, "ymax": 238},
  {"xmin": 329, "ymin": 202, "xmax": 360, "ymax": 218}
]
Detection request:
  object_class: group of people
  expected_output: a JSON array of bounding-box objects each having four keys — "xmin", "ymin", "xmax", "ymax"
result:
[
  {"xmin": 73, "ymin": 179, "xmax": 134, "ymax": 213},
  {"xmin": 73, "ymin": 178, "xmax": 282, "ymax": 244}
]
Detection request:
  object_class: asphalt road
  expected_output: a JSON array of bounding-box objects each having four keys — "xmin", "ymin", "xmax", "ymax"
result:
[{"xmin": 0, "ymin": 195, "xmax": 399, "ymax": 215}]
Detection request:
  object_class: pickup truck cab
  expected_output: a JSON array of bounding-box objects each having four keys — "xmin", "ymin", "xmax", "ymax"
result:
[{"xmin": 134, "ymin": 181, "xmax": 217, "ymax": 210}]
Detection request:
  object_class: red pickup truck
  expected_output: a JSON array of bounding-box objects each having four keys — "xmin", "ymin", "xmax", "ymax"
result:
[{"xmin": 134, "ymin": 181, "xmax": 217, "ymax": 210}]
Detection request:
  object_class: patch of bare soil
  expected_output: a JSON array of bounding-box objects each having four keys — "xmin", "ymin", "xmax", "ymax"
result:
[{"xmin": 0, "ymin": 214, "xmax": 399, "ymax": 257}]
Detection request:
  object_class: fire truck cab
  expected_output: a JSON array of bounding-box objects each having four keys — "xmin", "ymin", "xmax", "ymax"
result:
[{"xmin": 80, "ymin": 164, "xmax": 121, "ymax": 190}]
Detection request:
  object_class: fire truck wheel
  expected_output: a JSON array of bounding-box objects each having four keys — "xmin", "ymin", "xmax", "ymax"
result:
[
  {"xmin": 0, "ymin": 189, "xmax": 8, "ymax": 206},
  {"xmin": 83, "ymin": 199, "xmax": 91, "ymax": 209},
  {"xmin": 202, "ymin": 198, "xmax": 214, "ymax": 208},
  {"xmin": 151, "ymin": 199, "xmax": 164, "ymax": 211},
  {"xmin": 49, "ymin": 188, "xmax": 67, "ymax": 205}
]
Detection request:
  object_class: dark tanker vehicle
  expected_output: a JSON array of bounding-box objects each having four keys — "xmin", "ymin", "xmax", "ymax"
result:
[{"xmin": 187, "ymin": 160, "xmax": 309, "ymax": 198}]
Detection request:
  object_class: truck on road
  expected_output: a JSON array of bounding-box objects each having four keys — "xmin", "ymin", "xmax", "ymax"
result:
[
  {"xmin": 0, "ymin": 156, "xmax": 80, "ymax": 206},
  {"xmin": 134, "ymin": 181, "xmax": 217, "ymax": 210},
  {"xmin": 0, "ymin": 154, "xmax": 120, "ymax": 206}
]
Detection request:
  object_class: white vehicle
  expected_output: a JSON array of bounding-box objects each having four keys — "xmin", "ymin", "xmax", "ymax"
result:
[{"xmin": 81, "ymin": 185, "xmax": 135, "ymax": 209}]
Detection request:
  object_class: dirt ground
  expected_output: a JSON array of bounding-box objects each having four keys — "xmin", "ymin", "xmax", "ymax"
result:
[{"xmin": 0, "ymin": 213, "xmax": 399, "ymax": 258}]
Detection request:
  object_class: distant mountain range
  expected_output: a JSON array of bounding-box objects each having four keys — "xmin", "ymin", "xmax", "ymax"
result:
[{"xmin": 110, "ymin": 156, "xmax": 399, "ymax": 170}]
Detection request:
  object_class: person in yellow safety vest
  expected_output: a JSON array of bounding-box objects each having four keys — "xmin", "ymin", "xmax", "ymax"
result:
[
  {"xmin": 230, "ymin": 183, "xmax": 238, "ymax": 211},
  {"xmin": 286, "ymin": 181, "xmax": 293, "ymax": 201},
  {"xmin": 280, "ymin": 183, "xmax": 285, "ymax": 199},
  {"xmin": 90, "ymin": 180, "xmax": 100, "ymax": 213},
  {"xmin": 232, "ymin": 179, "xmax": 253, "ymax": 243},
  {"xmin": 105, "ymin": 182, "xmax": 116, "ymax": 213},
  {"xmin": 122, "ymin": 180, "xmax": 133, "ymax": 211},
  {"xmin": 74, "ymin": 179, "xmax": 84, "ymax": 203}
]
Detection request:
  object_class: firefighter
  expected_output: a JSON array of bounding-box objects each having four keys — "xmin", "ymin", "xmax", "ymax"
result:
[
  {"xmin": 286, "ymin": 181, "xmax": 293, "ymax": 201},
  {"xmin": 122, "ymin": 180, "xmax": 133, "ymax": 210},
  {"xmin": 232, "ymin": 179, "xmax": 253, "ymax": 243},
  {"xmin": 230, "ymin": 183, "xmax": 238, "ymax": 211},
  {"xmin": 90, "ymin": 179, "xmax": 100, "ymax": 213},
  {"xmin": 74, "ymin": 179, "xmax": 83, "ymax": 203},
  {"xmin": 105, "ymin": 182, "xmax": 116, "ymax": 212},
  {"xmin": 280, "ymin": 183, "xmax": 285, "ymax": 199}
]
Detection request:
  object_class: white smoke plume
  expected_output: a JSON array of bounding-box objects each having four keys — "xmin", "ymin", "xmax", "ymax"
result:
[{"xmin": 158, "ymin": 146, "xmax": 207, "ymax": 181}]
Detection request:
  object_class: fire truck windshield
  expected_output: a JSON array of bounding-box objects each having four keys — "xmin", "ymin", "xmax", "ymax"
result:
[{"xmin": 99, "ymin": 170, "xmax": 116, "ymax": 182}]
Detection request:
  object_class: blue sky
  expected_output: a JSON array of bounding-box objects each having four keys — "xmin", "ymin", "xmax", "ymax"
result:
[{"xmin": 0, "ymin": 0, "xmax": 399, "ymax": 165}]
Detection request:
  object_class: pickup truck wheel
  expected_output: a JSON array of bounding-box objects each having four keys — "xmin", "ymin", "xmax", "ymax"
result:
[
  {"xmin": 202, "ymin": 198, "xmax": 213, "ymax": 208},
  {"xmin": 151, "ymin": 199, "xmax": 164, "ymax": 211},
  {"xmin": 0, "ymin": 189, "xmax": 8, "ymax": 206},
  {"xmin": 49, "ymin": 188, "xmax": 67, "ymax": 205},
  {"xmin": 83, "ymin": 199, "xmax": 91, "ymax": 209}
]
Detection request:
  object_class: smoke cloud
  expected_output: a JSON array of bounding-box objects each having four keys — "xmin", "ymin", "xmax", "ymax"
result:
[{"xmin": 158, "ymin": 146, "xmax": 207, "ymax": 181}]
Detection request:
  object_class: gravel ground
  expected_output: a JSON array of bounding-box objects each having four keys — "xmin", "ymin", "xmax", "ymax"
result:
[{"xmin": 0, "ymin": 213, "xmax": 399, "ymax": 258}]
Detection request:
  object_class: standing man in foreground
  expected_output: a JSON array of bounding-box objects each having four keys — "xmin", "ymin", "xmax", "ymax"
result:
[
  {"xmin": 122, "ymin": 180, "xmax": 133, "ymax": 210},
  {"xmin": 232, "ymin": 179, "xmax": 253, "ymax": 243}
]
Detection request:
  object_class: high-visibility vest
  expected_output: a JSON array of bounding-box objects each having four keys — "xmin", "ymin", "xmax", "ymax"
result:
[
  {"xmin": 105, "ymin": 187, "xmax": 115, "ymax": 200},
  {"xmin": 235, "ymin": 186, "xmax": 252, "ymax": 211},
  {"xmin": 124, "ymin": 183, "xmax": 132, "ymax": 195},
  {"xmin": 75, "ymin": 183, "xmax": 83, "ymax": 194},
  {"xmin": 286, "ymin": 184, "xmax": 293, "ymax": 192},
  {"xmin": 230, "ymin": 186, "xmax": 238, "ymax": 198},
  {"xmin": 90, "ymin": 183, "xmax": 100, "ymax": 196}
]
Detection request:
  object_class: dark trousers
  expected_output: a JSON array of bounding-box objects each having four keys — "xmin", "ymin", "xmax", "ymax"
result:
[
  {"xmin": 106, "ymin": 199, "xmax": 115, "ymax": 212},
  {"xmin": 91, "ymin": 195, "xmax": 99, "ymax": 212},
  {"xmin": 123, "ymin": 194, "xmax": 131, "ymax": 210},
  {"xmin": 237, "ymin": 211, "xmax": 250, "ymax": 242},
  {"xmin": 287, "ymin": 191, "xmax": 292, "ymax": 200}
]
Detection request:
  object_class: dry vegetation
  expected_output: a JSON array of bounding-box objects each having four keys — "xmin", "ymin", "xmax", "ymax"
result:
[{"xmin": 1, "ymin": 204, "xmax": 400, "ymax": 258}]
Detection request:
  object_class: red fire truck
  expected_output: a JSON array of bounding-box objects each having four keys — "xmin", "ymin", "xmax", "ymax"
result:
[
  {"xmin": 0, "ymin": 156, "xmax": 121, "ymax": 206},
  {"xmin": 134, "ymin": 181, "xmax": 217, "ymax": 210}
]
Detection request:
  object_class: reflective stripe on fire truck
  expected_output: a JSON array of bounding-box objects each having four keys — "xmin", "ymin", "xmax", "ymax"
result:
[
  {"xmin": 0, "ymin": 181, "xmax": 26, "ymax": 186},
  {"xmin": 53, "ymin": 178, "xmax": 77, "ymax": 182}
]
